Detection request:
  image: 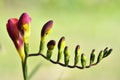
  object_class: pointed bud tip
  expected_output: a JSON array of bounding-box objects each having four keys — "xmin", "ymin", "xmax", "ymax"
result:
[
  {"xmin": 75, "ymin": 45, "xmax": 80, "ymax": 54},
  {"xmin": 75, "ymin": 45, "xmax": 80, "ymax": 50},
  {"xmin": 58, "ymin": 36, "xmax": 65, "ymax": 49},
  {"xmin": 81, "ymin": 53, "xmax": 85, "ymax": 57},
  {"xmin": 64, "ymin": 46, "xmax": 68, "ymax": 50},
  {"xmin": 76, "ymin": 45, "xmax": 80, "ymax": 49},
  {"xmin": 41, "ymin": 20, "xmax": 53, "ymax": 37},
  {"xmin": 92, "ymin": 49, "xmax": 95, "ymax": 52},
  {"xmin": 19, "ymin": 12, "xmax": 31, "ymax": 25}
]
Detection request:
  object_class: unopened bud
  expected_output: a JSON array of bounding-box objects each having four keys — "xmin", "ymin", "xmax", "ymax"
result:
[
  {"xmin": 39, "ymin": 20, "xmax": 53, "ymax": 53},
  {"xmin": 41, "ymin": 20, "xmax": 53, "ymax": 41},
  {"xmin": 47, "ymin": 40, "xmax": 56, "ymax": 50},
  {"xmin": 57, "ymin": 36, "xmax": 65, "ymax": 62},
  {"xmin": 46, "ymin": 40, "xmax": 56, "ymax": 60},
  {"xmin": 74, "ymin": 45, "xmax": 80, "ymax": 66},
  {"xmin": 103, "ymin": 47, "xmax": 112, "ymax": 58},
  {"xmin": 64, "ymin": 46, "xmax": 70, "ymax": 66},
  {"xmin": 90, "ymin": 49, "xmax": 95, "ymax": 65},
  {"xmin": 18, "ymin": 13, "xmax": 31, "ymax": 44},
  {"xmin": 97, "ymin": 50, "xmax": 103, "ymax": 63},
  {"xmin": 81, "ymin": 53, "xmax": 87, "ymax": 68}
]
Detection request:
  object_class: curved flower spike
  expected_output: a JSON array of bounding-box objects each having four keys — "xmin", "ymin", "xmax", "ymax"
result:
[
  {"xmin": 6, "ymin": 18, "xmax": 25, "ymax": 61},
  {"xmin": 18, "ymin": 13, "xmax": 31, "ymax": 43}
]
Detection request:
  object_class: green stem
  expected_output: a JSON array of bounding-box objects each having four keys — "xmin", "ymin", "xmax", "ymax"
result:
[
  {"xmin": 39, "ymin": 40, "xmax": 45, "ymax": 53},
  {"xmin": 22, "ymin": 57, "xmax": 27, "ymax": 80},
  {"xmin": 22, "ymin": 43, "xmax": 29, "ymax": 80}
]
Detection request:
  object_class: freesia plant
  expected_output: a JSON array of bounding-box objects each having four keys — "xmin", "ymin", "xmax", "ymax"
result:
[{"xmin": 6, "ymin": 12, "xmax": 112, "ymax": 80}]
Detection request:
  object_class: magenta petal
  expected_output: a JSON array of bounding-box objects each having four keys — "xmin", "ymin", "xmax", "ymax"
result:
[
  {"xmin": 6, "ymin": 18, "xmax": 24, "ymax": 49},
  {"xmin": 18, "ymin": 13, "xmax": 31, "ymax": 34},
  {"xmin": 6, "ymin": 18, "xmax": 19, "ymax": 41}
]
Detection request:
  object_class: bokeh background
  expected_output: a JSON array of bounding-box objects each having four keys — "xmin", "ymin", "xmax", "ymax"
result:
[{"xmin": 0, "ymin": 0, "xmax": 120, "ymax": 80}]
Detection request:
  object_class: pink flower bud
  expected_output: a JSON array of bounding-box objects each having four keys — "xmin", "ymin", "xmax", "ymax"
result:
[
  {"xmin": 18, "ymin": 13, "xmax": 31, "ymax": 43},
  {"xmin": 6, "ymin": 18, "xmax": 25, "ymax": 61}
]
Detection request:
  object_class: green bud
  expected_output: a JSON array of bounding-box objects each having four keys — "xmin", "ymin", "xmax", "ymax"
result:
[
  {"xmin": 46, "ymin": 50, "xmax": 52, "ymax": 60},
  {"xmin": 90, "ymin": 49, "xmax": 95, "ymax": 65},
  {"xmin": 74, "ymin": 45, "xmax": 80, "ymax": 66},
  {"xmin": 46, "ymin": 40, "xmax": 56, "ymax": 60},
  {"xmin": 24, "ymin": 43, "xmax": 29, "ymax": 55},
  {"xmin": 58, "ymin": 36, "xmax": 65, "ymax": 51},
  {"xmin": 103, "ymin": 47, "xmax": 108, "ymax": 58},
  {"xmin": 39, "ymin": 40, "xmax": 45, "ymax": 53},
  {"xmin": 97, "ymin": 50, "xmax": 103, "ymax": 63},
  {"xmin": 105, "ymin": 49, "xmax": 112, "ymax": 58},
  {"xmin": 103, "ymin": 47, "xmax": 112, "ymax": 58},
  {"xmin": 64, "ymin": 46, "xmax": 70, "ymax": 66},
  {"xmin": 81, "ymin": 53, "xmax": 87, "ymax": 68},
  {"xmin": 57, "ymin": 36, "xmax": 65, "ymax": 62}
]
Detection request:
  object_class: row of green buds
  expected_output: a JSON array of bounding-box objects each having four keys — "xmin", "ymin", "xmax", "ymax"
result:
[
  {"xmin": 39, "ymin": 20, "xmax": 53, "ymax": 53},
  {"xmin": 72, "ymin": 47, "xmax": 112, "ymax": 68},
  {"xmin": 82, "ymin": 47, "xmax": 112, "ymax": 68},
  {"xmin": 6, "ymin": 13, "xmax": 31, "ymax": 62},
  {"xmin": 43, "ymin": 35, "xmax": 112, "ymax": 68},
  {"xmin": 97, "ymin": 47, "xmax": 113, "ymax": 63}
]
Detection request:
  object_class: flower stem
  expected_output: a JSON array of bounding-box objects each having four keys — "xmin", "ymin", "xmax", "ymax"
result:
[
  {"xmin": 22, "ymin": 57, "xmax": 27, "ymax": 80},
  {"xmin": 22, "ymin": 43, "xmax": 29, "ymax": 80}
]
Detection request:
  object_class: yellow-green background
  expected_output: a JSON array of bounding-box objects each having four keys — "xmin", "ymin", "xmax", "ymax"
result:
[{"xmin": 0, "ymin": 0, "xmax": 120, "ymax": 80}]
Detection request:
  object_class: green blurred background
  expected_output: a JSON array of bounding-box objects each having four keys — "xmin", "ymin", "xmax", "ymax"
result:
[{"xmin": 0, "ymin": 0, "xmax": 120, "ymax": 80}]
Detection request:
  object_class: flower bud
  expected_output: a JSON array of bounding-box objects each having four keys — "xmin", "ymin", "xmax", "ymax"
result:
[
  {"xmin": 41, "ymin": 20, "xmax": 53, "ymax": 41},
  {"xmin": 105, "ymin": 49, "xmax": 112, "ymax": 58},
  {"xmin": 81, "ymin": 53, "xmax": 87, "ymax": 68},
  {"xmin": 97, "ymin": 50, "xmax": 103, "ymax": 63},
  {"xmin": 39, "ymin": 20, "xmax": 53, "ymax": 53},
  {"xmin": 64, "ymin": 46, "xmax": 70, "ymax": 66},
  {"xmin": 103, "ymin": 47, "xmax": 112, "ymax": 58},
  {"xmin": 18, "ymin": 13, "xmax": 31, "ymax": 44},
  {"xmin": 47, "ymin": 40, "xmax": 56, "ymax": 50},
  {"xmin": 57, "ymin": 36, "xmax": 65, "ymax": 62},
  {"xmin": 90, "ymin": 49, "xmax": 95, "ymax": 65},
  {"xmin": 74, "ymin": 45, "xmax": 80, "ymax": 66},
  {"xmin": 46, "ymin": 40, "xmax": 56, "ymax": 60},
  {"xmin": 103, "ymin": 47, "xmax": 108, "ymax": 58},
  {"xmin": 6, "ymin": 18, "xmax": 25, "ymax": 61}
]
